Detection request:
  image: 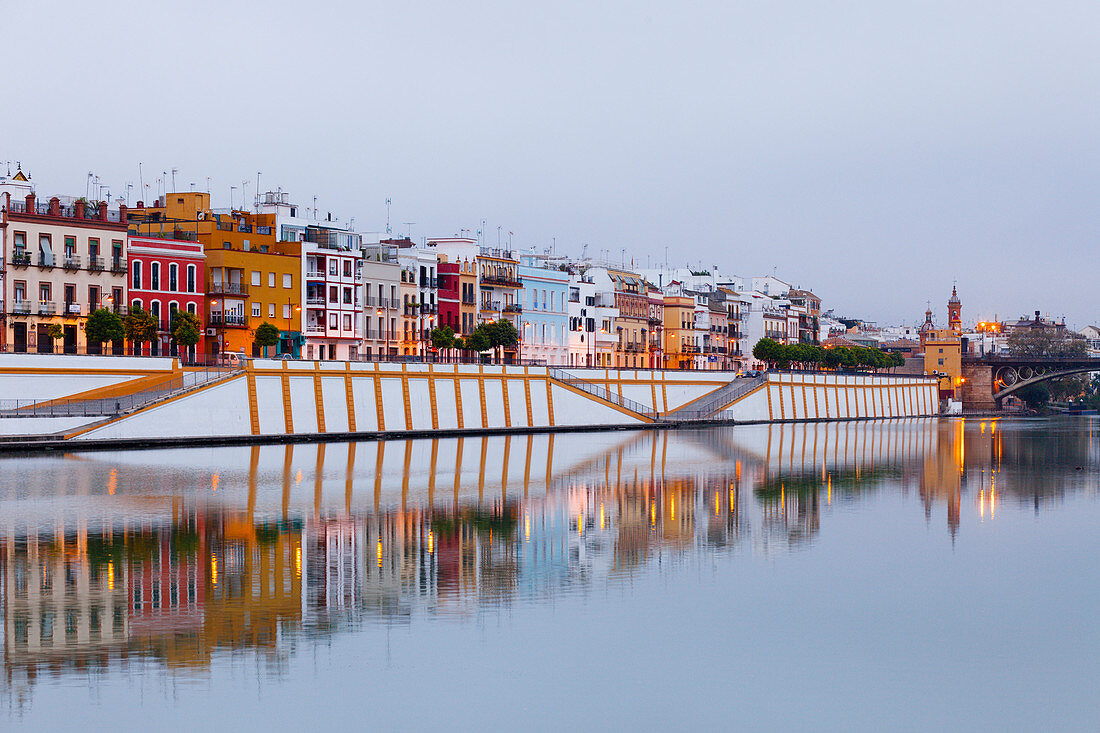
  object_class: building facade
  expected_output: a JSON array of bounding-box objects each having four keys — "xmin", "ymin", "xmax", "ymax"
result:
[
  {"xmin": 2, "ymin": 188, "xmax": 128, "ymax": 354},
  {"xmin": 127, "ymin": 235, "xmax": 206, "ymax": 358}
]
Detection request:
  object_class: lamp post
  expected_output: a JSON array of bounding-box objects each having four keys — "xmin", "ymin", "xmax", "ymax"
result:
[
  {"xmin": 286, "ymin": 298, "xmax": 301, "ymax": 357},
  {"xmin": 376, "ymin": 308, "xmax": 387, "ymax": 361},
  {"xmin": 210, "ymin": 299, "xmax": 222, "ymax": 358}
]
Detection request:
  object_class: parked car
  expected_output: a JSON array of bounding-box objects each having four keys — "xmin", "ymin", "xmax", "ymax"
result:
[{"xmin": 216, "ymin": 351, "xmax": 246, "ymax": 367}]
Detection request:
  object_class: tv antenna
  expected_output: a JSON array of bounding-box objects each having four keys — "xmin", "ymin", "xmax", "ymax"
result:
[{"xmin": 385, "ymin": 198, "xmax": 392, "ymax": 234}]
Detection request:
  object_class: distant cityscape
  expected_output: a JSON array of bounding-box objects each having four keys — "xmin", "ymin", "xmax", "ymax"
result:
[{"xmin": 3, "ymin": 164, "xmax": 1095, "ymax": 381}]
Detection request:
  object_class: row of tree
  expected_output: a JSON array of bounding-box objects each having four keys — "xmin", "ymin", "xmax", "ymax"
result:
[
  {"xmin": 752, "ymin": 338, "xmax": 905, "ymax": 371},
  {"xmin": 429, "ymin": 320, "xmax": 520, "ymax": 360},
  {"xmin": 82, "ymin": 306, "xmax": 201, "ymax": 352}
]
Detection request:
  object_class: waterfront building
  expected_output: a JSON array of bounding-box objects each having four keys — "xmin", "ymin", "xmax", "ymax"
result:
[
  {"xmin": 257, "ymin": 190, "xmax": 363, "ymax": 360},
  {"xmin": 437, "ymin": 255, "xmax": 478, "ymax": 339},
  {"xmin": 360, "ymin": 242, "xmax": 402, "ymax": 358},
  {"xmin": 661, "ymin": 284, "xmax": 696, "ymax": 369},
  {"xmin": 476, "ymin": 247, "xmax": 523, "ymax": 353},
  {"xmin": 566, "ymin": 272, "xmax": 615, "ymax": 367},
  {"xmin": 588, "ymin": 267, "xmax": 648, "ymax": 369},
  {"xmin": 788, "ymin": 288, "xmax": 821, "ymax": 344},
  {"xmin": 645, "ymin": 283, "xmax": 665, "ymax": 368},
  {"xmin": 518, "ymin": 254, "xmax": 569, "ymax": 365},
  {"xmin": 2, "ymin": 181, "xmax": 128, "ymax": 354},
  {"xmin": 388, "ymin": 239, "xmax": 438, "ymax": 357},
  {"xmin": 127, "ymin": 235, "xmax": 206, "ymax": 359},
  {"xmin": 129, "ymin": 192, "xmax": 294, "ymax": 358}
]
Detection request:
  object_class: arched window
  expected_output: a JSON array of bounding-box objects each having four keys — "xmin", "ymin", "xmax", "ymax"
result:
[
  {"xmin": 131, "ymin": 298, "xmax": 142, "ymax": 312},
  {"xmin": 150, "ymin": 262, "xmax": 160, "ymax": 291},
  {"xmin": 169, "ymin": 263, "xmax": 178, "ymax": 292},
  {"xmin": 187, "ymin": 302, "xmax": 196, "ymax": 314},
  {"xmin": 187, "ymin": 265, "xmax": 196, "ymax": 293},
  {"xmin": 132, "ymin": 260, "xmax": 142, "ymax": 290}
]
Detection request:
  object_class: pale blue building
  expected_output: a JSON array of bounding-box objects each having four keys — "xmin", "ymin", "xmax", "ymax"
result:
[{"xmin": 518, "ymin": 255, "xmax": 569, "ymax": 365}]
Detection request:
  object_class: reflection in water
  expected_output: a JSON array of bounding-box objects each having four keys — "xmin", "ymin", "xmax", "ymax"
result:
[{"xmin": 1, "ymin": 418, "xmax": 1098, "ymax": 713}]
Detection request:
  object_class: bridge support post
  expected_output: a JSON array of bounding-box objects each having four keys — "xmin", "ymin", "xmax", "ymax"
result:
[{"xmin": 960, "ymin": 362, "xmax": 997, "ymax": 411}]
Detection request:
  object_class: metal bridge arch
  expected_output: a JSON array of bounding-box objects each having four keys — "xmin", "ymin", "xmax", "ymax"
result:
[{"xmin": 994, "ymin": 365, "xmax": 1099, "ymax": 402}]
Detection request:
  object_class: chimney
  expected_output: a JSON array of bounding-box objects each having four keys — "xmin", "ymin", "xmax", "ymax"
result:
[
  {"xmin": 74, "ymin": 199, "xmax": 85, "ymax": 218},
  {"xmin": 25, "ymin": 193, "xmax": 35, "ymax": 211},
  {"xmin": 49, "ymin": 197, "xmax": 60, "ymax": 216},
  {"xmin": 97, "ymin": 201, "xmax": 107, "ymax": 221}
]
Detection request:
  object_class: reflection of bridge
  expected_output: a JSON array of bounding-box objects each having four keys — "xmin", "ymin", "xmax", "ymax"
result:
[{"xmin": 961, "ymin": 356, "xmax": 1100, "ymax": 409}]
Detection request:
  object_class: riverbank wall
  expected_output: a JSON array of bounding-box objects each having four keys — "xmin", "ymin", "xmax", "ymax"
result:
[{"xmin": 0, "ymin": 356, "xmax": 939, "ymax": 449}]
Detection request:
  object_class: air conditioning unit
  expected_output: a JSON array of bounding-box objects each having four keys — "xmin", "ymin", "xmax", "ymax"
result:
[{"xmin": 205, "ymin": 328, "xmax": 217, "ymax": 336}]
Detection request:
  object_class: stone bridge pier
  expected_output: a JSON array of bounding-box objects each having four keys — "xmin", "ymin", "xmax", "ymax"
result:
[{"xmin": 960, "ymin": 361, "xmax": 997, "ymax": 410}]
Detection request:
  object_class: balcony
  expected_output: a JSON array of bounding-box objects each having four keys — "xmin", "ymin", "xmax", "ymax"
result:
[
  {"xmin": 38, "ymin": 301, "xmax": 57, "ymax": 315},
  {"xmin": 64, "ymin": 302, "xmax": 81, "ymax": 316},
  {"xmin": 37, "ymin": 254, "xmax": 55, "ymax": 269},
  {"xmin": 111, "ymin": 258, "xmax": 127, "ymax": 274},
  {"xmin": 503, "ymin": 304, "xmax": 522, "ymax": 313},
  {"xmin": 403, "ymin": 305, "xmax": 417, "ymax": 316},
  {"xmin": 623, "ymin": 342, "xmax": 644, "ymax": 353},
  {"xmin": 461, "ymin": 296, "xmax": 476, "ymax": 305},
  {"xmin": 305, "ymin": 323, "xmax": 326, "ymax": 334},
  {"xmin": 11, "ymin": 300, "xmax": 31, "ymax": 314},
  {"xmin": 482, "ymin": 301, "xmax": 502, "ymax": 312},
  {"xmin": 10, "ymin": 252, "xmax": 30, "ymax": 268},
  {"xmin": 306, "ymin": 269, "xmax": 325, "ymax": 279},
  {"xmin": 208, "ymin": 282, "xmax": 248, "ymax": 297},
  {"xmin": 88, "ymin": 256, "xmax": 105, "ymax": 271},
  {"xmin": 481, "ymin": 274, "xmax": 522, "ymax": 288},
  {"xmin": 306, "ymin": 296, "xmax": 326, "ymax": 306},
  {"xmin": 422, "ymin": 303, "xmax": 438, "ymax": 314},
  {"xmin": 209, "ymin": 313, "xmax": 246, "ymax": 327},
  {"xmin": 61, "ymin": 256, "xmax": 81, "ymax": 271}
]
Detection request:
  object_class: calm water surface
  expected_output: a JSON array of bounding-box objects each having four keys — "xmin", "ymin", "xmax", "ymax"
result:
[{"xmin": 1, "ymin": 418, "xmax": 1098, "ymax": 731}]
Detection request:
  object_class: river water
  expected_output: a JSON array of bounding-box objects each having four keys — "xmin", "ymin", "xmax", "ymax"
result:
[{"xmin": 1, "ymin": 418, "xmax": 1098, "ymax": 731}]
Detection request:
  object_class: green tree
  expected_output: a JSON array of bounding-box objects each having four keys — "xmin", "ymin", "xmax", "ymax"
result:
[
  {"xmin": 84, "ymin": 308, "xmax": 124, "ymax": 352},
  {"xmin": 466, "ymin": 327, "xmax": 491, "ymax": 355},
  {"xmin": 253, "ymin": 322, "xmax": 281, "ymax": 357},
  {"xmin": 485, "ymin": 319, "xmax": 520, "ymax": 360},
  {"xmin": 1014, "ymin": 382, "xmax": 1051, "ymax": 409},
  {"xmin": 123, "ymin": 305, "xmax": 158, "ymax": 353},
  {"xmin": 431, "ymin": 325, "xmax": 455, "ymax": 351},
  {"xmin": 45, "ymin": 323, "xmax": 64, "ymax": 342},
  {"xmin": 752, "ymin": 338, "xmax": 781, "ymax": 368},
  {"xmin": 171, "ymin": 311, "xmax": 201, "ymax": 360}
]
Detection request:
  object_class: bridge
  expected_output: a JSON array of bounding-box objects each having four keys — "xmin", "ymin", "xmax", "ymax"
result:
[{"xmin": 960, "ymin": 356, "xmax": 1100, "ymax": 410}]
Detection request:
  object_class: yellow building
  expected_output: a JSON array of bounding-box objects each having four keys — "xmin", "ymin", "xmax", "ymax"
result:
[
  {"xmin": 129, "ymin": 193, "xmax": 299, "ymax": 356},
  {"xmin": 923, "ymin": 328, "xmax": 962, "ymax": 395},
  {"xmin": 662, "ymin": 294, "xmax": 696, "ymax": 369},
  {"xmin": 204, "ymin": 241, "xmax": 301, "ymax": 356}
]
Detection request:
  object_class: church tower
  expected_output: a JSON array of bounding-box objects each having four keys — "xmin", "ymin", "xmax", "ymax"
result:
[
  {"xmin": 947, "ymin": 286, "xmax": 962, "ymax": 334},
  {"xmin": 919, "ymin": 304, "xmax": 935, "ymax": 348}
]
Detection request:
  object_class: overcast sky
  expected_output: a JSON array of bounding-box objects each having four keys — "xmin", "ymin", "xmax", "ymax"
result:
[{"xmin": 7, "ymin": 1, "xmax": 1098, "ymax": 326}]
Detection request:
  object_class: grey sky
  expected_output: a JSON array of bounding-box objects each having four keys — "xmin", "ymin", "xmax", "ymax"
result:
[{"xmin": 8, "ymin": 1, "xmax": 1098, "ymax": 326}]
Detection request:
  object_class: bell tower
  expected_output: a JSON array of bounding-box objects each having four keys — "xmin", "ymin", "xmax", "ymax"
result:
[{"xmin": 947, "ymin": 285, "xmax": 962, "ymax": 334}]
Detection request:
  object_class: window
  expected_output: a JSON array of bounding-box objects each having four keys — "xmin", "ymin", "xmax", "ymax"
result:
[
  {"xmin": 283, "ymin": 273, "xmax": 292, "ymax": 289},
  {"xmin": 251, "ymin": 270, "xmax": 261, "ymax": 286},
  {"xmin": 169, "ymin": 263, "xmax": 178, "ymax": 291},
  {"xmin": 329, "ymin": 259, "xmax": 338, "ymax": 275},
  {"xmin": 343, "ymin": 287, "xmax": 352, "ymax": 304},
  {"xmin": 187, "ymin": 265, "xmax": 196, "ymax": 292},
  {"xmin": 938, "ymin": 358, "xmax": 944, "ymax": 366},
  {"xmin": 252, "ymin": 302, "xmax": 261, "ymax": 317},
  {"xmin": 64, "ymin": 236, "xmax": 75, "ymax": 259},
  {"xmin": 329, "ymin": 313, "xmax": 338, "ymax": 329},
  {"xmin": 39, "ymin": 283, "xmax": 51, "ymax": 302},
  {"xmin": 187, "ymin": 302, "xmax": 196, "ymax": 314},
  {"xmin": 344, "ymin": 260, "xmax": 352, "ymax": 277},
  {"xmin": 283, "ymin": 304, "xmax": 291, "ymax": 319},
  {"xmin": 343, "ymin": 314, "xmax": 352, "ymax": 330},
  {"xmin": 151, "ymin": 262, "xmax": 160, "ymax": 290},
  {"xmin": 150, "ymin": 300, "xmax": 160, "ymax": 320},
  {"xmin": 39, "ymin": 234, "xmax": 53, "ymax": 266},
  {"xmin": 269, "ymin": 303, "xmax": 275, "ymax": 318},
  {"xmin": 268, "ymin": 272, "xmax": 275, "ymax": 287},
  {"xmin": 132, "ymin": 260, "xmax": 142, "ymax": 290},
  {"xmin": 13, "ymin": 231, "xmax": 25, "ymax": 252},
  {"xmin": 329, "ymin": 285, "xmax": 338, "ymax": 303}
]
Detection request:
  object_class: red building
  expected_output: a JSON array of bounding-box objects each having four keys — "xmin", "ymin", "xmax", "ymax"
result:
[
  {"xmin": 437, "ymin": 260, "xmax": 461, "ymax": 334},
  {"xmin": 127, "ymin": 235, "xmax": 206, "ymax": 358}
]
